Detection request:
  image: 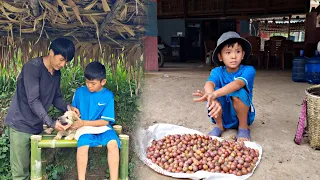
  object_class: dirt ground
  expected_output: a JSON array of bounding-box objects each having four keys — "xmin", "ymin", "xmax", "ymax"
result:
[{"xmin": 135, "ymin": 63, "xmax": 320, "ymax": 180}]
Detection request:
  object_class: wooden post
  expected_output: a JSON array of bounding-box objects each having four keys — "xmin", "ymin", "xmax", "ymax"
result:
[
  {"xmin": 30, "ymin": 135, "xmax": 42, "ymax": 180},
  {"xmin": 119, "ymin": 134, "xmax": 129, "ymax": 180},
  {"xmin": 288, "ymin": 15, "xmax": 292, "ymax": 39},
  {"xmin": 183, "ymin": 0, "xmax": 188, "ymax": 19}
]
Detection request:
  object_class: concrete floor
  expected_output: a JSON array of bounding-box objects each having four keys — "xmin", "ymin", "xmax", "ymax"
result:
[{"xmin": 135, "ymin": 63, "xmax": 320, "ymax": 180}]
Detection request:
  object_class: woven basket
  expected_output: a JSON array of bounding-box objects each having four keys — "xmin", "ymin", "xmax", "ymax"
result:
[{"xmin": 305, "ymin": 85, "xmax": 320, "ymax": 149}]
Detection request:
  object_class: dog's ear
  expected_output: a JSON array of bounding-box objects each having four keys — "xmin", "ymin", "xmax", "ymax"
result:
[
  {"xmin": 72, "ymin": 113, "xmax": 80, "ymax": 122},
  {"xmin": 67, "ymin": 105, "xmax": 72, "ymax": 111}
]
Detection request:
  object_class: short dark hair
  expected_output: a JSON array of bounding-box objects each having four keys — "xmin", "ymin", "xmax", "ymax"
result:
[
  {"xmin": 216, "ymin": 38, "xmax": 245, "ymax": 66},
  {"xmin": 84, "ymin": 61, "xmax": 106, "ymax": 81},
  {"xmin": 49, "ymin": 38, "xmax": 75, "ymax": 62},
  {"xmin": 217, "ymin": 38, "xmax": 245, "ymax": 55}
]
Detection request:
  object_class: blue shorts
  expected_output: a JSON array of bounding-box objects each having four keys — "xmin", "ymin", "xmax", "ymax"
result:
[
  {"xmin": 77, "ymin": 127, "xmax": 121, "ymax": 148},
  {"xmin": 209, "ymin": 88, "xmax": 255, "ymax": 129}
]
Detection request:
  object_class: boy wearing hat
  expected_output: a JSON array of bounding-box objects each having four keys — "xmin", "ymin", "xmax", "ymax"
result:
[{"xmin": 193, "ymin": 31, "xmax": 256, "ymax": 142}]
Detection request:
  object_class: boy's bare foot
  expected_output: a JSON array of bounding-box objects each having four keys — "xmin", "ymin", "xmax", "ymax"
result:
[{"xmin": 236, "ymin": 128, "xmax": 251, "ymax": 142}]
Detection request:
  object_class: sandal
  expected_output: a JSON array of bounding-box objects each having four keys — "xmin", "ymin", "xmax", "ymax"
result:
[
  {"xmin": 208, "ymin": 127, "xmax": 224, "ymax": 137},
  {"xmin": 236, "ymin": 128, "xmax": 251, "ymax": 142}
]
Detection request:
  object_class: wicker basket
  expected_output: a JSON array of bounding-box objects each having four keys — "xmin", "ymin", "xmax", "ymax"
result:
[{"xmin": 305, "ymin": 85, "xmax": 320, "ymax": 149}]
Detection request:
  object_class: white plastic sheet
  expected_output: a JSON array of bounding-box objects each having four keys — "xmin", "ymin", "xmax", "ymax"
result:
[{"xmin": 136, "ymin": 123, "xmax": 262, "ymax": 180}]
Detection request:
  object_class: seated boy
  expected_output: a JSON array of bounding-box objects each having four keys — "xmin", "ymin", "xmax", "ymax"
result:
[
  {"xmin": 193, "ymin": 31, "xmax": 256, "ymax": 142},
  {"xmin": 71, "ymin": 61, "xmax": 121, "ymax": 180}
]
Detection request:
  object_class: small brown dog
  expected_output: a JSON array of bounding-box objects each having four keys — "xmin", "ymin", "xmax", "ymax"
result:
[{"xmin": 44, "ymin": 105, "xmax": 80, "ymax": 140}]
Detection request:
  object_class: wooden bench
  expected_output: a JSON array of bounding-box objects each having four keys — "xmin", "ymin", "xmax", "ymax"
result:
[{"xmin": 30, "ymin": 125, "xmax": 129, "ymax": 180}]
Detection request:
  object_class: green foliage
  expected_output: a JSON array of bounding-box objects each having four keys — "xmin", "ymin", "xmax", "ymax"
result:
[
  {"xmin": 46, "ymin": 164, "xmax": 68, "ymax": 180},
  {"xmin": 105, "ymin": 61, "xmax": 140, "ymax": 131},
  {"xmin": 0, "ymin": 66, "xmax": 17, "ymax": 131},
  {"xmin": 0, "ymin": 128, "xmax": 11, "ymax": 180}
]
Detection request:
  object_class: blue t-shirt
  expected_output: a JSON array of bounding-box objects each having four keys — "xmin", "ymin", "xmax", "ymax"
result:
[
  {"xmin": 207, "ymin": 65, "xmax": 256, "ymax": 100},
  {"xmin": 72, "ymin": 86, "xmax": 115, "ymax": 125}
]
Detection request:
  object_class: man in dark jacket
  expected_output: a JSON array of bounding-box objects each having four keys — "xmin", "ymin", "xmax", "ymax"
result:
[{"xmin": 5, "ymin": 37, "xmax": 80, "ymax": 180}]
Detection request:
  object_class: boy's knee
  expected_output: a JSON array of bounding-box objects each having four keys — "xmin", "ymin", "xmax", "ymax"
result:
[
  {"xmin": 231, "ymin": 96, "xmax": 241, "ymax": 103},
  {"xmin": 107, "ymin": 140, "xmax": 118, "ymax": 151},
  {"xmin": 230, "ymin": 88, "xmax": 247, "ymax": 97},
  {"xmin": 231, "ymin": 96, "xmax": 248, "ymax": 108},
  {"xmin": 230, "ymin": 88, "xmax": 250, "ymax": 107},
  {"xmin": 77, "ymin": 146, "xmax": 89, "ymax": 155}
]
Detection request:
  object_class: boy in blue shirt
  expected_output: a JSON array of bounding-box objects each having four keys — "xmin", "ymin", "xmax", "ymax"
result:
[
  {"xmin": 193, "ymin": 31, "xmax": 256, "ymax": 142},
  {"xmin": 70, "ymin": 61, "xmax": 121, "ymax": 180}
]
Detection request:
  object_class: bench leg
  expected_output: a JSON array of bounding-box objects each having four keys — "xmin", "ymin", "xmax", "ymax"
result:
[
  {"xmin": 31, "ymin": 135, "xmax": 42, "ymax": 180},
  {"xmin": 119, "ymin": 134, "xmax": 129, "ymax": 180}
]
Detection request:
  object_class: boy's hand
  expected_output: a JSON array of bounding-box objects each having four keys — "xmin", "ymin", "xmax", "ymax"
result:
[
  {"xmin": 193, "ymin": 90, "xmax": 220, "ymax": 118},
  {"xmin": 208, "ymin": 100, "xmax": 222, "ymax": 119},
  {"xmin": 70, "ymin": 106, "xmax": 80, "ymax": 117},
  {"xmin": 70, "ymin": 117, "xmax": 84, "ymax": 130},
  {"xmin": 193, "ymin": 90, "xmax": 217, "ymax": 105}
]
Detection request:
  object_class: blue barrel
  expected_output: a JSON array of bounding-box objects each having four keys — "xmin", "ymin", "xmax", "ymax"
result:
[
  {"xmin": 292, "ymin": 50, "xmax": 308, "ymax": 82},
  {"xmin": 305, "ymin": 50, "xmax": 320, "ymax": 84}
]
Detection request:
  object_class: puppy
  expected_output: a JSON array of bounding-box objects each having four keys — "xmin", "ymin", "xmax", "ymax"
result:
[{"xmin": 49, "ymin": 105, "xmax": 80, "ymax": 140}]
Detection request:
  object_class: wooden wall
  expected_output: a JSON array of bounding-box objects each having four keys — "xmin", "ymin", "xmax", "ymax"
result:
[{"xmin": 157, "ymin": 0, "xmax": 310, "ymax": 19}]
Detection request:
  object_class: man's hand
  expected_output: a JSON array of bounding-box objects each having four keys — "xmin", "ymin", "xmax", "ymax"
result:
[
  {"xmin": 70, "ymin": 106, "xmax": 80, "ymax": 117},
  {"xmin": 70, "ymin": 118, "xmax": 84, "ymax": 130},
  {"xmin": 55, "ymin": 121, "xmax": 65, "ymax": 131}
]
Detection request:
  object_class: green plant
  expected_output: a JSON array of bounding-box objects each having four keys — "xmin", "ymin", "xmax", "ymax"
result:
[
  {"xmin": 0, "ymin": 128, "xmax": 11, "ymax": 180},
  {"xmin": 105, "ymin": 168, "xmax": 110, "ymax": 179},
  {"xmin": 46, "ymin": 164, "xmax": 68, "ymax": 180},
  {"xmin": 0, "ymin": 65, "xmax": 18, "ymax": 133}
]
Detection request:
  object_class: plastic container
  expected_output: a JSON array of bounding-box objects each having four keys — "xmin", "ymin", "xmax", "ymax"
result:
[
  {"xmin": 292, "ymin": 50, "xmax": 308, "ymax": 82},
  {"xmin": 305, "ymin": 50, "xmax": 320, "ymax": 84}
]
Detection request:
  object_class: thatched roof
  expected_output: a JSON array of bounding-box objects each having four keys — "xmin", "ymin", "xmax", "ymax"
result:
[
  {"xmin": 0, "ymin": 0, "xmax": 147, "ymax": 80},
  {"xmin": 0, "ymin": 0, "xmax": 147, "ymax": 45}
]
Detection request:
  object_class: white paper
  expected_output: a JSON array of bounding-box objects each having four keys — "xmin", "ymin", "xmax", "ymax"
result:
[
  {"xmin": 74, "ymin": 126, "xmax": 111, "ymax": 140},
  {"xmin": 136, "ymin": 123, "xmax": 263, "ymax": 180}
]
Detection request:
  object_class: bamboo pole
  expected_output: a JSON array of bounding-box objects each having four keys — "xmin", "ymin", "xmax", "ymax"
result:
[
  {"xmin": 113, "ymin": 125, "xmax": 123, "ymax": 135},
  {"xmin": 41, "ymin": 149, "xmax": 48, "ymax": 180},
  {"xmin": 30, "ymin": 135, "xmax": 42, "ymax": 180},
  {"xmin": 119, "ymin": 134, "xmax": 129, "ymax": 180},
  {"xmin": 38, "ymin": 140, "xmax": 78, "ymax": 148},
  {"xmin": 41, "ymin": 135, "xmax": 57, "ymax": 140}
]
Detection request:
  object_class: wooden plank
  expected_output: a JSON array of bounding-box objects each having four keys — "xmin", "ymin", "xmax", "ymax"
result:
[
  {"xmin": 158, "ymin": 0, "xmax": 307, "ymax": 18},
  {"xmin": 264, "ymin": 0, "xmax": 270, "ymax": 14},
  {"xmin": 183, "ymin": 0, "xmax": 188, "ymax": 19}
]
